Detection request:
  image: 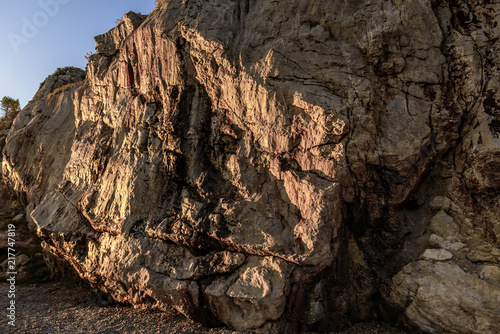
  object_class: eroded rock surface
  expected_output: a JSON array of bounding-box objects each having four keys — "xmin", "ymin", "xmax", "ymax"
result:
[{"xmin": 2, "ymin": 0, "xmax": 499, "ymax": 333}]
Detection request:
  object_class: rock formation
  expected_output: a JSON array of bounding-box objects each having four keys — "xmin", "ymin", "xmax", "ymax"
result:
[{"xmin": 1, "ymin": 1, "xmax": 499, "ymax": 333}]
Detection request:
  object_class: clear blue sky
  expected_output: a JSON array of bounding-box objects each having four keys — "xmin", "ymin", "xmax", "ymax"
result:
[{"xmin": 0, "ymin": 0, "xmax": 156, "ymax": 108}]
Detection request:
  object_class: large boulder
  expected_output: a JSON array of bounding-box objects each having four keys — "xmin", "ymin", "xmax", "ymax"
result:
[{"xmin": 2, "ymin": 0, "xmax": 499, "ymax": 332}]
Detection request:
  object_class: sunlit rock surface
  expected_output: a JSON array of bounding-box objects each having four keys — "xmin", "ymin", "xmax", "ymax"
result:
[{"xmin": 2, "ymin": 1, "xmax": 499, "ymax": 333}]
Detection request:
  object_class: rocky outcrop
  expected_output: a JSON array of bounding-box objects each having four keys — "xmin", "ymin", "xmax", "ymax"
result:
[
  {"xmin": 2, "ymin": 1, "xmax": 499, "ymax": 333},
  {"xmin": 2, "ymin": 66, "xmax": 85, "ymax": 203}
]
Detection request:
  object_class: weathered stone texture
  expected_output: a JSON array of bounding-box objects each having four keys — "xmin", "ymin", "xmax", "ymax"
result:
[{"xmin": 2, "ymin": 0, "xmax": 499, "ymax": 333}]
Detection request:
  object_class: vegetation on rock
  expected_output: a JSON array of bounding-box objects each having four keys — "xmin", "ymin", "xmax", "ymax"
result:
[{"xmin": 0, "ymin": 96, "xmax": 20, "ymax": 130}]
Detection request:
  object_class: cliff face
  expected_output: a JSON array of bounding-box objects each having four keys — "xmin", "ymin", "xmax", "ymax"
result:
[{"xmin": 2, "ymin": 1, "xmax": 500, "ymax": 333}]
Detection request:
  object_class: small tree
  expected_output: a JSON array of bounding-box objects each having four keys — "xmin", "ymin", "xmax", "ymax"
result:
[
  {"xmin": 0, "ymin": 96, "xmax": 21, "ymax": 131},
  {"xmin": 1, "ymin": 96, "xmax": 20, "ymax": 120}
]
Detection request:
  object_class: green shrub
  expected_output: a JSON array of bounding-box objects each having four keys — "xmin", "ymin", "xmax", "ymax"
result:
[
  {"xmin": 53, "ymin": 67, "xmax": 65, "ymax": 76},
  {"xmin": 53, "ymin": 66, "xmax": 79, "ymax": 76},
  {"xmin": 0, "ymin": 96, "xmax": 21, "ymax": 130}
]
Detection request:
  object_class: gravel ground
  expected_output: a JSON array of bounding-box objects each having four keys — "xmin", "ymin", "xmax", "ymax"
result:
[
  {"xmin": 0, "ymin": 282, "xmax": 237, "ymax": 334},
  {"xmin": 0, "ymin": 282, "xmax": 408, "ymax": 334}
]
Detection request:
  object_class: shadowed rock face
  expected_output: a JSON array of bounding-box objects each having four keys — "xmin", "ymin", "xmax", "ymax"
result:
[{"xmin": 2, "ymin": 2, "xmax": 499, "ymax": 333}]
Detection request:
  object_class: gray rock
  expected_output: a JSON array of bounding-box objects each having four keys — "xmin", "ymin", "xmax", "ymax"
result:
[
  {"xmin": 12, "ymin": 213, "xmax": 24, "ymax": 221},
  {"xmin": 16, "ymin": 254, "xmax": 30, "ymax": 266},
  {"xmin": 383, "ymin": 261, "xmax": 500, "ymax": 334},
  {"xmin": 25, "ymin": 202, "xmax": 36, "ymax": 231},
  {"xmin": 420, "ymin": 249, "xmax": 453, "ymax": 261},
  {"xmin": 2, "ymin": 1, "xmax": 499, "ymax": 333},
  {"xmin": 205, "ymin": 256, "xmax": 292, "ymax": 330},
  {"xmin": 428, "ymin": 211, "xmax": 461, "ymax": 241}
]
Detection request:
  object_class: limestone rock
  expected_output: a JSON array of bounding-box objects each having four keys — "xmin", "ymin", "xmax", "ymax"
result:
[
  {"xmin": 428, "ymin": 211, "xmax": 461, "ymax": 241},
  {"xmin": 15, "ymin": 254, "xmax": 30, "ymax": 266},
  {"xmin": 1, "ymin": 0, "xmax": 500, "ymax": 333},
  {"xmin": 205, "ymin": 256, "xmax": 292, "ymax": 331},
  {"xmin": 2, "ymin": 66, "xmax": 84, "ymax": 204},
  {"xmin": 94, "ymin": 11, "xmax": 148, "ymax": 56},
  {"xmin": 25, "ymin": 202, "xmax": 36, "ymax": 231},
  {"xmin": 12, "ymin": 213, "xmax": 24, "ymax": 221},
  {"xmin": 480, "ymin": 265, "xmax": 500, "ymax": 286},
  {"xmin": 32, "ymin": 66, "xmax": 85, "ymax": 101},
  {"xmin": 419, "ymin": 249, "xmax": 453, "ymax": 261},
  {"xmin": 428, "ymin": 234, "xmax": 464, "ymax": 252},
  {"xmin": 383, "ymin": 261, "xmax": 500, "ymax": 334},
  {"xmin": 0, "ymin": 129, "xmax": 9, "ymax": 162}
]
